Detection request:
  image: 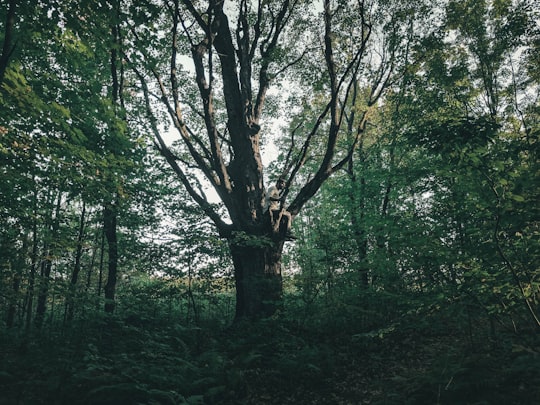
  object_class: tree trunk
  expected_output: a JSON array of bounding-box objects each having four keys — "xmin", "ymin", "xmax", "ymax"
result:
[
  {"xmin": 35, "ymin": 192, "xmax": 62, "ymax": 329},
  {"xmin": 24, "ymin": 189, "xmax": 39, "ymax": 331},
  {"xmin": 6, "ymin": 234, "xmax": 27, "ymax": 328},
  {"xmin": 230, "ymin": 237, "xmax": 284, "ymax": 320},
  {"xmin": 66, "ymin": 201, "xmax": 86, "ymax": 322},
  {"xmin": 103, "ymin": 205, "xmax": 118, "ymax": 313},
  {"xmin": 102, "ymin": 0, "xmax": 122, "ymax": 315},
  {"xmin": 97, "ymin": 229, "xmax": 105, "ymax": 303},
  {"xmin": 6, "ymin": 272, "xmax": 21, "ymax": 328},
  {"xmin": 85, "ymin": 227, "xmax": 100, "ymax": 291},
  {"xmin": 35, "ymin": 247, "xmax": 53, "ymax": 329},
  {"xmin": 348, "ymin": 155, "xmax": 369, "ymax": 287},
  {"xmin": 0, "ymin": 0, "xmax": 16, "ymax": 84}
]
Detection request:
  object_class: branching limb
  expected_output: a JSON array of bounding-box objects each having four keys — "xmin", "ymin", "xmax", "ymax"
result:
[
  {"xmin": 288, "ymin": 0, "xmax": 372, "ymax": 216},
  {"xmin": 191, "ymin": 38, "xmax": 233, "ymax": 195},
  {"xmin": 135, "ymin": 65, "xmax": 231, "ymax": 235},
  {"xmin": 254, "ymin": 0, "xmax": 299, "ymax": 122},
  {"xmin": 179, "ymin": 0, "xmax": 209, "ymax": 32}
]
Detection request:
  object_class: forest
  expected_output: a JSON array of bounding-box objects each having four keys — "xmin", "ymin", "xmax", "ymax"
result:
[{"xmin": 1, "ymin": 0, "xmax": 539, "ymax": 403}]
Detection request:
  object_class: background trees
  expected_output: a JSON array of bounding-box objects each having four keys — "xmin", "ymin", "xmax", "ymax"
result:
[{"xmin": 285, "ymin": 0, "xmax": 540, "ymax": 331}]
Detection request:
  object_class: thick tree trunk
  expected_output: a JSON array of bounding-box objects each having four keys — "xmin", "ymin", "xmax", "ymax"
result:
[
  {"xmin": 141, "ymin": 1, "xmax": 375, "ymax": 322},
  {"xmin": 230, "ymin": 237, "xmax": 284, "ymax": 320}
]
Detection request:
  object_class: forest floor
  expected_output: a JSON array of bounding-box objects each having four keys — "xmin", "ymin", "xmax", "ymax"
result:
[{"xmin": 1, "ymin": 308, "xmax": 539, "ymax": 404}]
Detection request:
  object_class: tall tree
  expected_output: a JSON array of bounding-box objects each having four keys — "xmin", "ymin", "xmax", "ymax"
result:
[
  {"xmin": 103, "ymin": 0, "xmax": 124, "ymax": 314},
  {"xmin": 127, "ymin": 0, "xmax": 414, "ymax": 319}
]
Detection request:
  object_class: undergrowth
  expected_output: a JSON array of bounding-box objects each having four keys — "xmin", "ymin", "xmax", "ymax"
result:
[{"xmin": 1, "ymin": 291, "xmax": 539, "ymax": 404}]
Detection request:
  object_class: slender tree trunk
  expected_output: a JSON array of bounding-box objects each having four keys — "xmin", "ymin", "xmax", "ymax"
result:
[
  {"xmin": 25, "ymin": 190, "xmax": 39, "ymax": 331},
  {"xmin": 35, "ymin": 246, "xmax": 52, "ymax": 329},
  {"xmin": 97, "ymin": 229, "xmax": 105, "ymax": 301},
  {"xmin": 6, "ymin": 235, "xmax": 27, "ymax": 328},
  {"xmin": 376, "ymin": 146, "xmax": 394, "ymax": 252},
  {"xmin": 85, "ymin": 226, "xmax": 100, "ymax": 291},
  {"xmin": 348, "ymin": 154, "xmax": 369, "ymax": 286},
  {"xmin": 35, "ymin": 192, "xmax": 62, "ymax": 329},
  {"xmin": 230, "ymin": 238, "xmax": 284, "ymax": 320},
  {"xmin": 186, "ymin": 253, "xmax": 199, "ymax": 324},
  {"xmin": 6, "ymin": 271, "xmax": 21, "ymax": 328},
  {"xmin": 102, "ymin": 0, "xmax": 122, "ymax": 315},
  {"xmin": 0, "ymin": 0, "xmax": 16, "ymax": 84},
  {"xmin": 103, "ymin": 205, "xmax": 118, "ymax": 313},
  {"xmin": 66, "ymin": 201, "xmax": 86, "ymax": 322}
]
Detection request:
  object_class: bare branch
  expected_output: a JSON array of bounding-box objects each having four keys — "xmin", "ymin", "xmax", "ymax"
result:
[
  {"xmin": 273, "ymin": 48, "xmax": 310, "ymax": 77},
  {"xmin": 250, "ymin": 0, "xmax": 264, "ymax": 60},
  {"xmin": 331, "ymin": 109, "xmax": 369, "ymax": 173},
  {"xmin": 209, "ymin": 2, "xmax": 243, "ymax": 139},
  {"xmin": 237, "ymin": 0, "xmax": 254, "ymax": 124},
  {"xmin": 171, "ymin": 0, "xmax": 183, "ymax": 132},
  {"xmin": 133, "ymin": 64, "xmax": 231, "ymax": 234},
  {"xmin": 254, "ymin": 0, "xmax": 303, "ymax": 122},
  {"xmin": 285, "ymin": 99, "xmax": 333, "ymax": 201},
  {"xmin": 122, "ymin": 38, "xmax": 220, "ymax": 189},
  {"xmin": 179, "ymin": 0, "xmax": 209, "ymax": 32},
  {"xmin": 191, "ymin": 38, "xmax": 233, "ymax": 194},
  {"xmin": 287, "ymin": 0, "xmax": 373, "ymax": 216},
  {"xmin": 282, "ymin": 121, "xmax": 303, "ymax": 174}
]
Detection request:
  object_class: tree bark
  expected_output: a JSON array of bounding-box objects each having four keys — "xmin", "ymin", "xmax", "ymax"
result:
[
  {"xmin": 230, "ymin": 236, "xmax": 284, "ymax": 320},
  {"xmin": 66, "ymin": 201, "xmax": 86, "ymax": 322},
  {"xmin": 97, "ymin": 229, "xmax": 105, "ymax": 303},
  {"xmin": 6, "ymin": 234, "xmax": 26, "ymax": 328},
  {"xmin": 35, "ymin": 192, "xmax": 62, "ymax": 329},
  {"xmin": 102, "ymin": 0, "xmax": 122, "ymax": 315},
  {"xmin": 348, "ymin": 156, "xmax": 369, "ymax": 287},
  {"xmin": 6, "ymin": 272, "xmax": 21, "ymax": 328},
  {"xmin": 0, "ymin": 0, "xmax": 16, "ymax": 85},
  {"xmin": 103, "ymin": 205, "xmax": 118, "ymax": 313},
  {"xmin": 24, "ymin": 188, "xmax": 39, "ymax": 330}
]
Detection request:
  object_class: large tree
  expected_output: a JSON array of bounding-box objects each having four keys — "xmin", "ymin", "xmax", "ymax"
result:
[{"xmin": 125, "ymin": 0, "xmax": 417, "ymax": 319}]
